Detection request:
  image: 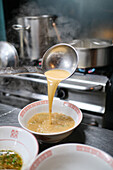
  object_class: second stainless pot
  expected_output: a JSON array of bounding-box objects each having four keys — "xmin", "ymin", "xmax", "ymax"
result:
[
  {"xmin": 0, "ymin": 41, "xmax": 19, "ymax": 67},
  {"xmin": 13, "ymin": 15, "xmax": 57, "ymax": 62},
  {"xmin": 70, "ymin": 39, "xmax": 113, "ymax": 68}
]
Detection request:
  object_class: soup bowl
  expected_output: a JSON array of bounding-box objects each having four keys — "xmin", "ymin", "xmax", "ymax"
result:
[
  {"xmin": 0, "ymin": 126, "xmax": 39, "ymax": 170},
  {"xmin": 18, "ymin": 99, "xmax": 83, "ymax": 143},
  {"xmin": 30, "ymin": 143, "xmax": 113, "ymax": 170}
]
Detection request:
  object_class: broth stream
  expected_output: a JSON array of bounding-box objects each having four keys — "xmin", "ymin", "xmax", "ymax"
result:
[{"xmin": 45, "ymin": 69, "xmax": 70, "ymax": 124}]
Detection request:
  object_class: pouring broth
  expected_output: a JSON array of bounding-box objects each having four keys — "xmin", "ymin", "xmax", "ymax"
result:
[
  {"xmin": 45, "ymin": 69, "xmax": 70, "ymax": 124},
  {"xmin": 27, "ymin": 69, "xmax": 75, "ymax": 133}
]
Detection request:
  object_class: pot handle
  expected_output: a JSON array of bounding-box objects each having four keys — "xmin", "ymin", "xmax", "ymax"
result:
[{"xmin": 12, "ymin": 24, "xmax": 30, "ymax": 31}]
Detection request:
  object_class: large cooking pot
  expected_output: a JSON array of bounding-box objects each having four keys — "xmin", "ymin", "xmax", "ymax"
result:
[
  {"xmin": 70, "ymin": 39, "xmax": 113, "ymax": 68},
  {"xmin": 12, "ymin": 15, "xmax": 57, "ymax": 62}
]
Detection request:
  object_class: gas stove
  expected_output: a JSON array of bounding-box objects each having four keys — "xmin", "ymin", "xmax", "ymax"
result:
[
  {"xmin": 1, "ymin": 63, "xmax": 113, "ymax": 128},
  {"xmin": 0, "ymin": 71, "xmax": 108, "ymax": 112}
]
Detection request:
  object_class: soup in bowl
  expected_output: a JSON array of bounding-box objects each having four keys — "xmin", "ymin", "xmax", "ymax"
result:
[{"xmin": 18, "ymin": 99, "xmax": 83, "ymax": 143}]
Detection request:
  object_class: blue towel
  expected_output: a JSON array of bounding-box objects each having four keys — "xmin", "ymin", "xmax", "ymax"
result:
[{"xmin": 0, "ymin": 0, "xmax": 6, "ymax": 41}]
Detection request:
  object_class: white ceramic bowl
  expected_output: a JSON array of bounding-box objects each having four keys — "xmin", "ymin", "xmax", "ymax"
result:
[
  {"xmin": 30, "ymin": 143, "xmax": 113, "ymax": 170},
  {"xmin": 18, "ymin": 100, "xmax": 83, "ymax": 143},
  {"xmin": 0, "ymin": 126, "xmax": 39, "ymax": 170}
]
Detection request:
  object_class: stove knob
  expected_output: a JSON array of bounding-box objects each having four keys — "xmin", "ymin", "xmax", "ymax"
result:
[
  {"xmin": 56, "ymin": 88, "xmax": 68, "ymax": 99},
  {"xmin": 89, "ymin": 119, "xmax": 99, "ymax": 127}
]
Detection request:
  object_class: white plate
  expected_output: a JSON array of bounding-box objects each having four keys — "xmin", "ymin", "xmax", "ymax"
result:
[{"xmin": 30, "ymin": 143, "xmax": 113, "ymax": 170}]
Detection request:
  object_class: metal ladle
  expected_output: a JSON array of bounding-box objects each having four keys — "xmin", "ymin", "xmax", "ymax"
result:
[{"xmin": 42, "ymin": 43, "xmax": 79, "ymax": 78}]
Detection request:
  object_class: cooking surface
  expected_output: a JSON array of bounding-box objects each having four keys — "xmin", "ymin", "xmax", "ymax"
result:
[
  {"xmin": 0, "ymin": 72, "xmax": 107, "ymax": 113},
  {"xmin": 0, "ymin": 103, "xmax": 112, "ymax": 156}
]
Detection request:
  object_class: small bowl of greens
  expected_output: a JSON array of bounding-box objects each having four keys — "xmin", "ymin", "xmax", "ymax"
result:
[{"xmin": 0, "ymin": 126, "xmax": 39, "ymax": 170}]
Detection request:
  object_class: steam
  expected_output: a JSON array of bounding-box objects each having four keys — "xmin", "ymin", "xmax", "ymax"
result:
[
  {"xmin": 0, "ymin": 66, "xmax": 43, "ymax": 75},
  {"xmin": 16, "ymin": 1, "xmax": 41, "ymax": 16},
  {"xmin": 55, "ymin": 16, "xmax": 81, "ymax": 42},
  {"xmin": 7, "ymin": 1, "xmax": 81, "ymax": 44}
]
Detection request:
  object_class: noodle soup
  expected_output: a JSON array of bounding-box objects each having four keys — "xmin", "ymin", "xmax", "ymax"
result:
[{"xmin": 27, "ymin": 112, "xmax": 75, "ymax": 133}]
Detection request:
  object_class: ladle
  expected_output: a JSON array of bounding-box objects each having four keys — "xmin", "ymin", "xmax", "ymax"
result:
[{"xmin": 42, "ymin": 43, "xmax": 79, "ymax": 79}]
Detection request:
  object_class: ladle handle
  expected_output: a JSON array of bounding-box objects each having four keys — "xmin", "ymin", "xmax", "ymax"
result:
[
  {"xmin": 49, "ymin": 16, "xmax": 62, "ymax": 43},
  {"xmin": 52, "ymin": 22, "xmax": 62, "ymax": 43}
]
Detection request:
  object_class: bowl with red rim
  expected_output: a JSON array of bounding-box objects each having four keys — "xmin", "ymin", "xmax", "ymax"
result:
[
  {"xmin": 0, "ymin": 126, "xmax": 39, "ymax": 170},
  {"xmin": 30, "ymin": 143, "xmax": 113, "ymax": 170},
  {"xmin": 18, "ymin": 99, "xmax": 83, "ymax": 143}
]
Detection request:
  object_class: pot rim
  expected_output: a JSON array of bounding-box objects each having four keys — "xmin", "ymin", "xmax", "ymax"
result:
[
  {"xmin": 70, "ymin": 38, "xmax": 113, "ymax": 50},
  {"xmin": 18, "ymin": 15, "xmax": 57, "ymax": 20}
]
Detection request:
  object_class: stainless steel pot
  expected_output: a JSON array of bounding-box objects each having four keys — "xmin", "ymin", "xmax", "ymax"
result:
[
  {"xmin": 12, "ymin": 15, "xmax": 57, "ymax": 61},
  {"xmin": 0, "ymin": 41, "xmax": 19, "ymax": 67},
  {"xmin": 70, "ymin": 39, "xmax": 113, "ymax": 68}
]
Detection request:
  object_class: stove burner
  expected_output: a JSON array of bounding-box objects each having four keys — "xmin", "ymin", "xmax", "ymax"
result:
[
  {"xmin": 78, "ymin": 68, "xmax": 86, "ymax": 73},
  {"xmin": 88, "ymin": 68, "xmax": 95, "ymax": 74},
  {"xmin": 78, "ymin": 68, "xmax": 95, "ymax": 74}
]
